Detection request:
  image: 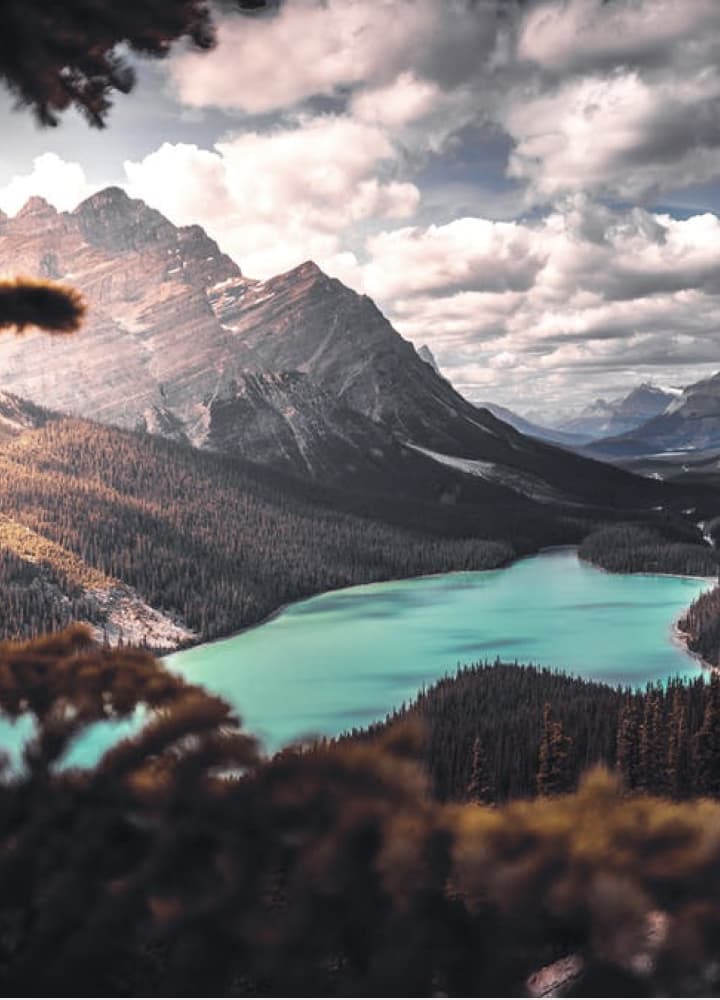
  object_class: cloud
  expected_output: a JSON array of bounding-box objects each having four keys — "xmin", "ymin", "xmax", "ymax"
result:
[
  {"xmin": 502, "ymin": 0, "xmax": 720, "ymax": 202},
  {"xmin": 166, "ymin": 0, "xmax": 720, "ymax": 206},
  {"xmin": 361, "ymin": 218, "xmax": 546, "ymax": 298},
  {"xmin": 0, "ymin": 153, "xmax": 94, "ymax": 216},
  {"xmin": 504, "ymin": 69, "xmax": 720, "ymax": 201},
  {"xmin": 124, "ymin": 115, "xmax": 419, "ymax": 277},
  {"xmin": 170, "ymin": 0, "xmax": 439, "ymax": 114},
  {"xmin": 343, "ymin": 198, "xmax": 720, "ymax": 413},
  {"xmin": 169, "ymin": 0, "xmax": 502, "ymax": 117},
  {"xmin": 349, "ymin": 72, "xmax": 442, "ymax": 128},
  {"xmin": 517, "ymin": 0, "xmax": 720, "ymax": 75}
]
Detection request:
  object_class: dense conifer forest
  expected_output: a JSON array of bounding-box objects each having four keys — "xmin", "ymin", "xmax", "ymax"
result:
[
  {"xmin": 359, "ymin": 661, "xmax": 720, "ymax": 803},
  {"xmin": 679, "ymin": 587, "xmax": 720, "ymax": 667},
  {"xmin": 1, "ymin": 419, "xmax": 718, "ymax": 644},
  {"xmin": 0, "ymin": 419, "xmax": 521, "ymax": 639},
  {"xmin": 0, "ymin": 418, "xmax": 593, "ymax": 640},
  {"xmin": 579, "ymin": 520, "xmax": 718, "ymax": 576}
]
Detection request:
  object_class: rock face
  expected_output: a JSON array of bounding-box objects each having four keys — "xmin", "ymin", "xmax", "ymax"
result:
[
  {"xmin": 0, "ymin": 188, "xmax": 676, "ymax": 506},
  {"xmin": 559, "ymin": 383, "xmax": 677, "ymax": 440},
  {"xmin": 589, "ymin": 372, "xmax": 720, "ymax": 457}
]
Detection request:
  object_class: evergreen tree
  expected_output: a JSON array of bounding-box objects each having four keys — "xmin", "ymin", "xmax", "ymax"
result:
[
  {"xmin": 537, "ymin": 703, "xmax": 573, "ymax": 796},
  {"xmin": 0, "ymin": 1, "xmax": 270, "ymax": 127},
  {"xmin": 616, "ymin": 694, "xmax": 641, "ymax": 790},
  {"xmin": 694, "ymin": 675, "xmax": 720, "ymax": 796},
  {"xmin": 638, "ymin": 689, "xmax": 667, "ymax": 794},
  {"xmin": 667, "ymin": 687, "xmax": 690, "ymax": 799},
  {"xmin": 466, "ymin": 735, "xmax": 494, "ymax": 805}
]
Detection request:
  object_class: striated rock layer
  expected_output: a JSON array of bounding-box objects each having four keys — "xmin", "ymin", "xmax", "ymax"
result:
[{"xmin": 0, "ymin": 188, "xmax": 679, "ymax": 507}]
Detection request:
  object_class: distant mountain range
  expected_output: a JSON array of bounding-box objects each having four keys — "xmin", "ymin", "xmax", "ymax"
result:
[
  {"xmin": 479, "ymin": 403, "xmax": 589, "ymax": 449},
  {"xmin": 0, "ymin": 187, "xmax": 705, "ymax": 515},
  {"xmin": 533, "ymin": 383, "xmax": 679, "ymax": 442},
  {"xmin": 587, "ymin": 372, "xmax": 720, "ymax": 459}
]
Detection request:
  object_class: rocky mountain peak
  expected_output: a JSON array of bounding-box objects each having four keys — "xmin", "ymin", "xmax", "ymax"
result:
[
  {"xmin": 0, "ymin": 187, "xmax": 666, "ymax": 506},
  {"xmin": 16, "ymin": 195, "xmax": 57, "ymax": 219},
  {"xmin": 418, "ymin": 345, "xmax": 440, "ymax": 373},
  {"xmin": 72, "ymin": 187, "xmax": 177, "ymax": 253}
]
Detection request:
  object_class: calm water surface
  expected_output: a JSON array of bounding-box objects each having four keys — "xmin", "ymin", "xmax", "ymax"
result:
[{"xmin": 163, "ymin": 550, "xmax": 712, "ymax": 751}]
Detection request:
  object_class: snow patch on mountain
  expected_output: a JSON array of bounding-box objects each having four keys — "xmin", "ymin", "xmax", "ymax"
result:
[{"xmin": 406, "ymin": 444, "xmax": 568, "ymax": 503}]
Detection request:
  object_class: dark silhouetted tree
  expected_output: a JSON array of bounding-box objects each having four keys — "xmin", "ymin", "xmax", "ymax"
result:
[
  {"xmin": 466, "ymin": 735, "xmax": 494, "ymax": 804},
  {"xmin": 0, "ymin": 1, "xmax": 276, "ymax": 127},
  {"xmin": 537, "ymin": 703, "xmax": 573, "ymax": 796},
  {"xmin": 638, "ymin": 689, "xmax": 667, "ymax": 794},
  {"xmin": 694, "ymin": 675, "xmax": 720, "ymax": 796},
  {"xmin": 616, "ymin": 694, "xmax": 640, "ymax": 790},
  {"xmin": 667, "ymin": 687, "xmax": 690, "ymax": 799}
]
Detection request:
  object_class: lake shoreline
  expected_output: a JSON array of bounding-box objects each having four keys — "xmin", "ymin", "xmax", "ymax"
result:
[
  {"xmin": 165, "ymin": 549, "xmax": 712, "ymax": 749},
  {"xmin": 164, "ymin": 543, "xmax": 715, "ymax": 664}
]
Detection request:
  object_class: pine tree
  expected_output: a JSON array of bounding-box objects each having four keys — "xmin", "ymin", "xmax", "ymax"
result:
[
  {"xmin": 694, "ymin": 675, "xmax": 720, "ymax": 796},
  {"xmin": 667, "ymin": 687, "xmax": 690, "ymax": 799},
  {"xmin": 537, "ymin": 704, "xmax": 573, "ymax": 796},
  {"xmin": 638, "ymin": 689, "xmax": 667, "ymax": 794},
  {"xmin": 0, "ymin": 1, "xmax": 269, "ymax": 127},
  {"xmin": 616, "ymin": 694, "xmax": 640, "ymax": 790},
  {"xmin": 466, "ymin": 735, "xmax": 494, "ymax": 805}
]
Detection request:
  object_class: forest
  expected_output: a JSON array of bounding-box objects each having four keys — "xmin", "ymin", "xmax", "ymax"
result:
[
  {"xmin": 578, "ymin": 520, "xmax": 718, "ymax": 577},
  {"xmin": 0, "ymin": 418, "xmax": 718, "ymax": 645},
  {"xmin": 357, "ymin": 660, "xmax": 720, "ymax": 803},
  {"xmin": 0, "ymin": 419, "xmax": 520, "ymax": 638},
  {"xmin": 0, "ymin": 417, "xmax": 590, "ymax": 641}
]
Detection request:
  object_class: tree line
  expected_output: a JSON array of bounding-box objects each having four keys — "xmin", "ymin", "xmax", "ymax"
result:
[
  {"xmin": 579, "ymin": 520, "xmax": 718, "ymax": 577},
  {"xmin": 358, "ymin": 660, "xmax": 720, "ymax": 804},
  {"xmin": 0, "ymin": 419, "xmax": 527, "ymax": 640}
]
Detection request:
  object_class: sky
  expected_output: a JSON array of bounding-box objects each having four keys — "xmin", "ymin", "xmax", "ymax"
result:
[{"xmin": 3, "ymin": 0, "xmax": 720, "ymax": 419}]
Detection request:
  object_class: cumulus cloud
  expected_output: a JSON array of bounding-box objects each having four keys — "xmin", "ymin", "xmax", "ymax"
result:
[
  {"xmin": 517, "ymin": 0, "xmax": 720, "ymax": 75},
  {"xmin": 165, "ymin": 0, "xmax": 720, "ymax": 208},
  {"xmin": 347, "ymin": 198, "xmax": 720, "ymax": 413},
  {"xmin": 170, "ymin": 0, "xmax": 461, "ymax": 114},
  {"xmin": 0, "ymin": 153, "xmax": 94, "ymax": 216},
  {"xmin": 362, "ymin": 218, "xmax": 546, "ymax": 298},
  {"xmin": 124, "ymin": 116, "xmax": 419, "ymax": 277},
  {"xmin": 349, "ymin": 72, "xmax": 442, "ymax": 128},
  {"xmin": 505, "ymin": 68, "xmax": 720, "ymax": 201},
  {"xmin": 504, "ymin": 0, "xmax": 720, "ymax": 202},
  {"xmin": 168, "ymin": 0, "xmax": 505, "ymax": 158}
]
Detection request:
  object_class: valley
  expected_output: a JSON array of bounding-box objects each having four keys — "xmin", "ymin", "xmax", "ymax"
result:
[{"xmin": 0, "ymin": 189, "xmax": 719, "ymax": 655}]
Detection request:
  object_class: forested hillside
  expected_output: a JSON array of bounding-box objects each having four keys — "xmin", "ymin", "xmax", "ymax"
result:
[
  {"xmin": 359, "ymin": 661, "xmax": 720, "ymax": 803},
  {"xmin": 0, "ymin": 419, "xmax": 535, "ymax": 639},
  {"xmin": 1, "ymin": 417, "xmax": 718, "ymax": 644},
  {"xmin": 579, "ymin": 521, "xmax": 718, "ymax": 576}
]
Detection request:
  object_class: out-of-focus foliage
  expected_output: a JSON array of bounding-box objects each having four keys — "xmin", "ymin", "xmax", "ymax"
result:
[
  {"xmin": 0, "ymin": 0, "xmax": 275, "ymax": 126},
  {"xmin": 0, "ymin": 276, "xmax": 86, "ymax": 333},
  {"xmin": 2, "ymin": 629, "xmax": 720, "ymax": 996}
]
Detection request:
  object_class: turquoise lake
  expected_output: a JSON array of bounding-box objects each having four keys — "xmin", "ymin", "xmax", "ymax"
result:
[{"xmin": 162, "ymin": 549, "xmax": 713, "ymax": 752}]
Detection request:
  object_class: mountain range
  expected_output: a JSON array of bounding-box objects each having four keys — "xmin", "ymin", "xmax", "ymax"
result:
[
  {"xmin": 0, "ymin": 188, "xmax": 718, "ymax": 646},
  {"xmin": 588, "ymin": 372, "xmax": 720, "ymax": 459},
  {"xmin": 529, "ymin": 383, "xmax": 679, "ymax": 442},
  {"xmin": 0, "ymin": 187, "xmax": 693, "ymax": 511}
]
